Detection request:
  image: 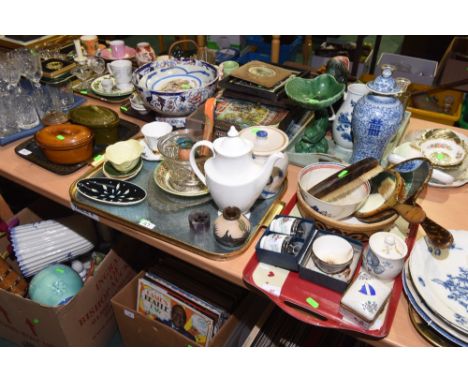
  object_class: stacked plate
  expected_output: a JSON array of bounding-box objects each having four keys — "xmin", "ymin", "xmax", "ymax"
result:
[
  {"xmin": 10, "ymin": 216, "xmax": 96, "ymax": 278},
  {"xmin": 403, "ymin": 230, "xmax": 468, "ymax": 346}
]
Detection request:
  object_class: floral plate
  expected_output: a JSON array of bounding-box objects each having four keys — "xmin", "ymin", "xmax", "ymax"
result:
[
  {"xmin": 403, "ymin": 262, "xmax": 467, "ymax": 346},
  {"xmin": 153, "ymin": 163, "xmax": 209, "ymax": 197},
  {"xmin": 90, "ymin": 75, "xmax": 134, "ymax": 98},
  {"xmin": 408, "ymin": 230, "xmax": 468, "ymax": 334}
]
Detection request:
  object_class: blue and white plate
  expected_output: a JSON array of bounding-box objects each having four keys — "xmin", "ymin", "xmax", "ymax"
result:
[
  {"xmin": 408, "ymin": 230, "xmax": 468, "ymax": 334},
  {"xmin": 77, "ymin": 178, "xmax": 146, "ymax": 206},
  {"xmin": 403, "ymin": 262, "xmax": 467, "ymax": 346}
]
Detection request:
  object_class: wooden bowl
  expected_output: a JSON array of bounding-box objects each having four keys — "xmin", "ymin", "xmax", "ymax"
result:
[{"xmin": 296, "ymin": 190, "xmax": 398, "ymax": 242}]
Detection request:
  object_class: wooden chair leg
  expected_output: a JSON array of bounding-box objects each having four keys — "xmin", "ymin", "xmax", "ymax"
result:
[{"xmin": 271, "ymin": 35, "xmax": 280, "ymax": 64}]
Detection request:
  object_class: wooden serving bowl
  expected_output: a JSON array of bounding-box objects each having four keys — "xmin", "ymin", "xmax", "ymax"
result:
[{"xmin": 296, "ymin": 190, "xmax": 398, "ymax": 242}]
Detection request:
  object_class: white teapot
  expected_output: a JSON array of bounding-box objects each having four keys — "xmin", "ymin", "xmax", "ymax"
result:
[{"xmin": 189, "ymin": 126, "xmax": 285, "ymax": 213}]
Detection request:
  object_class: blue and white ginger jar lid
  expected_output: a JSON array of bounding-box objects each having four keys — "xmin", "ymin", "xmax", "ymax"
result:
[{"xmin": 367, "ymin": 68, "xmax": 401, "ymax": 96}]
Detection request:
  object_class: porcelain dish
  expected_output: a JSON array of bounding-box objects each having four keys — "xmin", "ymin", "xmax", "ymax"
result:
[
  {"xmin": 408, "ymin": 230, "xmax": 468, "ymax": 334},
  {"xmin": 105, "ymin": 139, "xmax": 143, "ymax": 173},
  {"xmin": 100, "ymin": 46, "xmax": 137, "ymax": 60},
  {"xmin": 153, "ymin": 163, "xmax": 209, "ymax": 197},
  {"xmin": 76, "ymin": 177, "xmax": 147, "ymax": 206},
  {"xmin": 102, "ymin": 158, "xmax": 143, "ymax": 181},
  {"xmin": 402, "ymin": 262, "xmax": 468, "ymax": 346},
  {"xmin": 284, "ymin": 74, "xmax": 345, "ymax": 110},
  {"xmin": 91, "ymin": 74, "xmax": 134, "ymax": 97},
  {"xmin": 419, "ymin": 137, "xmax": 466, "ymax": 168},
  {"xmin": 132, "ymin": 58, "xmax": 219, "ymax": 116}
]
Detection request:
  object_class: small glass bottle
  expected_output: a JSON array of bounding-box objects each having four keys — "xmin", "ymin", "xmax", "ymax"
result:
[
  {"xmin": 269, "ymin": 217, "xmax": 313, "ymax": 239},
  {"xmin": 259, "ymin": 233, "xmax": 303, "ymax": 256}
]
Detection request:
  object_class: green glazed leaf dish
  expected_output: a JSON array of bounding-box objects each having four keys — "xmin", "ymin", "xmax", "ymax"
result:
[{"xmin": 285, "ymin": 74, "xmax": 345, "ymax": 110}]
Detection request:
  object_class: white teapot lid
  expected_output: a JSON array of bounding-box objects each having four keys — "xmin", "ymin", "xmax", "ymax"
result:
[{"xmin": 213, "ymin": 126, "xmax": 253, "ymax": 157}]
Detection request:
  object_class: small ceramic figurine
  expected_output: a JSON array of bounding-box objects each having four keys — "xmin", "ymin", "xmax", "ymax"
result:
[
  {"xmin": 295, "ymin": 110, "xmax": 329, "ymax": 154},
  {"xmin": 213, "ymin": 207, "xmax": 251, "ymax": 247},
  {"xmin": 350, "ymin": 68, "xmax": 404, "ymax": 163},
  {"xmin": 326, "ymin": 56, "xmax": 350, "ymax": 85}
]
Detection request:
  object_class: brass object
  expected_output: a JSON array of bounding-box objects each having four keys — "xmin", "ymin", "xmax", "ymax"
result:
[{"xmin": 408, "ymin": 306, "xmax": 454, "ymax": 347}]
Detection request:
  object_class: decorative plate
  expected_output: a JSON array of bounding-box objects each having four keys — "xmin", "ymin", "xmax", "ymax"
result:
[
  {"xmin": 99, "ymin": 46, "xmax": 137, "ymax": 61},
  {"xmin": 102, "ymin": 158, "xmax": 143, "ymax": 181},
  {"xmin": 408, "ymin": 230, "xmax": 468, "ymax": 334},
  {"xmin": 392, "ymin": 133, "xmax": 468, "ymax": 188},
  {"xmin": 419, "ymin": 138, "xmax": 466, "ymax": 168},
  {"xmin": 403, "ymin": 262, "xmax": 467, "ymax": 346},
  {"xmin": 90, "ymin": 75, "xmax": 134, "ymax": 98},
  {"xmin": 76, "ymin": 178, "xmax": 146, "ymax": 205},
  {"xmin": 139, "ymin": 138, "xmax": 161, "ymax": 161},
  {"xmin": 153, "ymin": 163, "xmax": 209, "ymax": 197}
]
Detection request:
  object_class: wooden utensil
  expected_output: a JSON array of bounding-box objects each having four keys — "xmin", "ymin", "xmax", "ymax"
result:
[{"xmin": 200, "ymin": 97, "xmax": 216, "ymax": 157}]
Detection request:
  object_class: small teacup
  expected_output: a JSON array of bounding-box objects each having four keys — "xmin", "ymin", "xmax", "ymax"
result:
[
  {"xmin": 141, "ymin": 121, "xmax": 173, "ymax": 151},
  {"xmin": 364, "ymin": 232, "xmax": 408, "ymax": 280},
  {"xmin": 80, "ymin": 35, "xmax": 98, "ymax": 56},
  {"xmin": 107, "ymin": 60, "xmax": 132, "ymax": 90},
  {"xmin": 109, "ymin": 40, "xmax": 125, "ymax": 59},
  {"xmin": 312, "ymin": 234, "xmax": 353, "ymax": 274},
  {"xmin": 222, "ymin": 60, "xmax": 239, "ymax": 77},
  {"xmin": 101, "ymin": 78, "xmax": 113, "ymax": 93}
]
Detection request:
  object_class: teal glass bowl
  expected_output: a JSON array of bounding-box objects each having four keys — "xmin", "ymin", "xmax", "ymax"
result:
[
  {"xmin": 285, "ymin": 74, "xmax": 345, "ymax": 110},
  {"xmin": 29, "ymin": 264, "xmax": 83, "ymax": 307}
]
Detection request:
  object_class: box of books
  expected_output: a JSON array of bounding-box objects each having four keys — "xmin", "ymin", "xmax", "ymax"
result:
[{"xmin": 111, "ymin": 268, "xmax": 248, "ymax": 347}]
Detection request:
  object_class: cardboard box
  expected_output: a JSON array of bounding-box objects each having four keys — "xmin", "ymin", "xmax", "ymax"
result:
[
  {"xmin": 111, "ymin": 271, "xmax": 250, "ymax": 347},
  {"xmin": 435, "ymin": 37, "xmax": 468, "ymax": 92},
  {"xmin": 0, "ymin": 203, "xmax": 136, "ymax": 346}
]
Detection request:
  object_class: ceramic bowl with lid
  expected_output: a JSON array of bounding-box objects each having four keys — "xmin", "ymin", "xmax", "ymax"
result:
[
  {"xmin": 69, "ymin": 105, "xmax": 120, "ymax": 145},
  {"xmin": 364, "ymin": 231, "xmax": 408, "ymax": 280},
  {"xmin": 239, "ymin": 126, "xmax": 289, "ymax": 198},
  {"xmin": 35, "ymin": 123, "xmax": 94, "ymax": 164}
]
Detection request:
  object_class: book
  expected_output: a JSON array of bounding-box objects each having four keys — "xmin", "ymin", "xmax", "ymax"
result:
[
  {"xmin": 214, "ymin": 97, "xmax": 289, "ymax": 137},
  {"xmin": 137, "ymin": 277, "xmax": 215, "ymax": 346},
  {"xmin": 144, "ymin": 272, "xmax": 229, "ymax": 335}
]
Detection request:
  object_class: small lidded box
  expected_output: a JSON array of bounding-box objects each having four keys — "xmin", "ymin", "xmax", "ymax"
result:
[
  {"xmin": 340, "ymin": 270, "xmax": 394, "ymax": 325},
  {"xmin": 256, "ymin": 215, "xmax": 316, "ymax": 271}
]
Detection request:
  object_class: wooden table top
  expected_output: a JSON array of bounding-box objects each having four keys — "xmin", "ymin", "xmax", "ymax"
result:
[{"xmin": 1, "ymin": 97, "xmax": 467, "ymax": 347}]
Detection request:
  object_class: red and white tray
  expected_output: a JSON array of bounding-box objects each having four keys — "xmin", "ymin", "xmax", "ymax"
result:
[{"xmin": 243, "ymin": 194, "xmax": 419, "ymax": 338}]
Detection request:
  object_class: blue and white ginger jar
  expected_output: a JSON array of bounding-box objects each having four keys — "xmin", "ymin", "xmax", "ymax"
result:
[{"xmin": 350, "ymin": 69, "xmax": 404, "ymax": 163}]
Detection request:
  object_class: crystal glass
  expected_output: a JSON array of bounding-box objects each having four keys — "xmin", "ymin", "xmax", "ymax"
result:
[
  {"xmin": 71, "ymin": 65, "xmax": 94, "ymax": 91},
  {"xmin": 87, "ymin": 56, "xmax": 105, "ymax": 77},
  {"xmin": 16, "ymin": 95, "xmax": 40, "ymax": 130}
]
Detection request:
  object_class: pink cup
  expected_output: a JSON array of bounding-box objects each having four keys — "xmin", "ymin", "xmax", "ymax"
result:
[{"xmin": 110, "ymin": 40, "xmax": 125, "ymax": 59}]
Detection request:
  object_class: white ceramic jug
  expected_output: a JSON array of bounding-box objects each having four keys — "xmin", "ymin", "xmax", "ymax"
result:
[
  {"xmin": 189, "ymin": 126, "xmax": 284, "ymax": 212},
  {"xmin": 332, "ymin": 83, "xmax": 369, "ymax": 151}
]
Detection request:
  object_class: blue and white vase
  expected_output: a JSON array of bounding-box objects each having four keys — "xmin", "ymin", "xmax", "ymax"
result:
[
  {"xmin": 350, "ymin": 69, "xmax": 404, "ymax": 163},
  {"xmin": 332, "ymin": 83, "xmax": 369, "ymax": 151}
]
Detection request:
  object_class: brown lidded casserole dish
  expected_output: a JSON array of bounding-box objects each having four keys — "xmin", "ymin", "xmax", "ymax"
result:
[
  {"xmin": 35, "ymin": 123, "xmax": 94, "ymax": 165},
  {"xmin": 69, "ymin": 105, "xmax": 120, "ymax": 145}
]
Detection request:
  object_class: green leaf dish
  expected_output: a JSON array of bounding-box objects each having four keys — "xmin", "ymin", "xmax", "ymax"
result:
[{"xmin": 285, "ymin": 74, "xmax": 345, "ymax": 110}]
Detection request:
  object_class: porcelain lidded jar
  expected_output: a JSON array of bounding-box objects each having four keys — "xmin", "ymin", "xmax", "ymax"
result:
[
  {"xmin": 350, "ymin": 69, "xmax": 404, "ymax": 163},
  {"xmin": 332, "ymin": 83, "xmax": 369, "ymax": 152},
  {"xmin": 239, "ymin": 126, "xmax": 289, "ymax": 199}
]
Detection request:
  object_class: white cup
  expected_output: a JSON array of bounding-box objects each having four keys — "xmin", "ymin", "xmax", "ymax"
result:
[
  {"xmin": 364, "ymin": 232, "xmax": 408, "ymax": 280},
  {"xmin": 107, "ymin": 60, "xmax": 132, "ymax": 90},
  {"xmin": 101, "ymin": 78, "xmax": 113, "ymax": 93},
  {"xmin": 141, "ymin": 122, "xmax": 173, "ymax": 151}
]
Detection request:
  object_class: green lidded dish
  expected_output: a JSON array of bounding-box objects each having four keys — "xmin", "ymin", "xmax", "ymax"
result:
[
  {"xmin": 285, "ymin": 74, "xmax": 345, "ymax": 110},
  {"xmin": 69, "ymin": 105, "xmax": 120, "ymax": 145}
]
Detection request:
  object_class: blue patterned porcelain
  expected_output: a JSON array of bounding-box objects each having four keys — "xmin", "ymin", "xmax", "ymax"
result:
[
  {"xmin": 367, "ymin": 68, "xmax": 401, "ymax": 95},
  {"xmin": 132, "ymin": 58, "xmax": 219, "ymax": 116},
  {"xmin": 409, "ymin": 230, "xmax": 468, "ymax": 334},
  {"xmin": 350, "ymin": 69, "xmax": 404, "ymax": 163},
  {"xmin": 332, "ymin": 83, "xmax": 369, "ymax": 150}
]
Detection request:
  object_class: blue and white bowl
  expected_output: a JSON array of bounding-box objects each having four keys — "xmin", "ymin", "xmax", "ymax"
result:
[{"xmin": 132, "ymin": 58, "xmax": 219, "ymax": 116}]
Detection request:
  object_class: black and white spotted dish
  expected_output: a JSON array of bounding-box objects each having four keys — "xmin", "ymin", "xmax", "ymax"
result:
[{"xmin": 77, "ymin": 178, "xmax": 146, "ymax": 206}]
